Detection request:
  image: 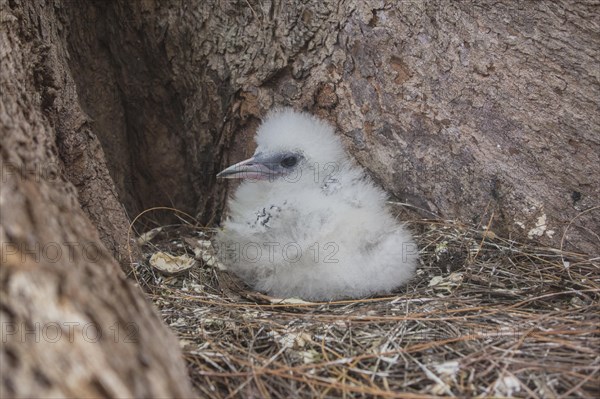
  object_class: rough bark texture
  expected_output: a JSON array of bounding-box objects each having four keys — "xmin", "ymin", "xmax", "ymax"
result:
[
  {"xmin": 69, "ymin": 0, "xmax": 598, "ymax": 254},
  {"xmin": 1, "ymin": 0, "xmax": 598, "ymax": 396},
  {"xmin": 65, "ymin": 0, "xmax": 235, "ymax": 225},
  {"xmin": 1, "ymin": 0, "xmax": 193, "ymax": 397},
  {"xmin": 211, "ymin": 0, "xmax": 598, "ymax": 254}
]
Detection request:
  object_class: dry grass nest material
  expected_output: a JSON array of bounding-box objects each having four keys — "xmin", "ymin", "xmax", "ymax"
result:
[{"xmin": 129, "ymin": 208, "xmax": 599, "ymax": 398}]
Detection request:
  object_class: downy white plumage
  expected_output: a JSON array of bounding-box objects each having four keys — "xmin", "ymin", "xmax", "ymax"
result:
[{"xmin": 215, "ymin": 108, "xmax": 418, "ymax": 301}]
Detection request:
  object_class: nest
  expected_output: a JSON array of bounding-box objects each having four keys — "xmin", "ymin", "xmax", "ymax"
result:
[{"xmin": 129, "ymin": 207, "xmax": 599, "ymax": 398}]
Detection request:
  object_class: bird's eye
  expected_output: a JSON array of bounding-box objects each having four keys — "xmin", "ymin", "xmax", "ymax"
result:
[{"xmin": 280, "ymin": 156, "xmax": 298, "ymax": 168}]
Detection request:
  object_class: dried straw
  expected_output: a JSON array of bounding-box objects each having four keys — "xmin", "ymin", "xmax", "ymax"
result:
[{"xmin": 130, "ymin": 209, "xmax": 599, "ymax": 398}]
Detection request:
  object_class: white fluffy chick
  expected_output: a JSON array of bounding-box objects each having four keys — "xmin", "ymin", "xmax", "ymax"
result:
[{"xmin": 215, "ymin": 108, "xmax": 418, "ymax": 301}]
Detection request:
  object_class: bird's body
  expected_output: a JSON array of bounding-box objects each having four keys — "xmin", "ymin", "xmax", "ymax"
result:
[{"xmin": 215, "ymin": 108, "xmax": 418, "ymax": 301}]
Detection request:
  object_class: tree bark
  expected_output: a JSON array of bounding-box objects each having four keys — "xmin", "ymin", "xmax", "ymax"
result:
[
  {"xmin": 1, "ymin": 0, "xmax": 598, "ymax": 396},
  {"xmin": 69, "ymin": 0, "xmax": 598, "ymax": 254},
  {"xmin": 1, "ymin": 0, "xmax": 193, "ymax": 397}
]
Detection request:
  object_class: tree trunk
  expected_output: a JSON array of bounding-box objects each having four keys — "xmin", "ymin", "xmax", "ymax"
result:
[
  {"xmin": 69, "ymin": 0, "xmax": 598, "ymax": 254},
  {"xmin": 1, "ymin": 0, "xmax": 193, "ymax": 397},
  {"xmin": 1, "ymin": 0, "xmax": 597, "ymax": 396}
]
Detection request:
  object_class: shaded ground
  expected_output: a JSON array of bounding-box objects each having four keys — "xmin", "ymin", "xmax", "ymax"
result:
[{"xmin": 129, "ymin": 207, "xmax": 599, "ymax": 398}]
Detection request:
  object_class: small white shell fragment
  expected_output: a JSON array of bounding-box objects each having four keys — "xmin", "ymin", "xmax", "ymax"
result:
[
  {"xmin": 269, "ymin": 297, "xmax": 315, "ymax": 305},
  {"xmin": 429, "ymin": 272, "xmax": 464, "ymax": 290},
  {"xmin": 493, "ymin": 375, "xmax": 521, "ymax": 397},
  {"xmin": 136, "ymin": 227, "xmax": 163, "ymax": 245},
  {"xmin": 149, "ymin": 252, "xmax": 196, "ymax": 275},
  {"xmin": 433, "ymin": 360, "xmax": 460, "ymax": 379}
]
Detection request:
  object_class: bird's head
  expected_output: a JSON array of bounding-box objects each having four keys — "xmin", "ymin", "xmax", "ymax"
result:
[{"xmin": 217, "ymin": 108, "xmax": 346, "ymax": 182}]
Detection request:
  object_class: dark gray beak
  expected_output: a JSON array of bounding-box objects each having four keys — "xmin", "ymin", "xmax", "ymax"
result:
[{"xmin": 217, "ymin": 156, "xmax": 276, "ymax": 180}]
